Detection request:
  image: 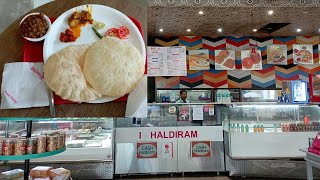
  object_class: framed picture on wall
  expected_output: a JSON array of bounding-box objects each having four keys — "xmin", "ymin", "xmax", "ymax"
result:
[
  {"xmin": 293, "ymin": 44, "xmax": 313, "ymax": 64},
  {"xmin": 214, "ymin": 50, "xmax": 235, "ymax": 70},
  {"xmin": 241, "ymin": 49, "xmax": 262, "ymax": 70},
  {"xmin": 267, "ymin": 45, "xmax": 287, "ymax": 65},
  {"xmin": 189, "ymin": 49, "xmax": 210, "ymax": 70}
]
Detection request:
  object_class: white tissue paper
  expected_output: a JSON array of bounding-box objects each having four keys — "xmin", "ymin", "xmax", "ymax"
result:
[
  {"xmin": 1, "ymin": 62, "xmax": 49, "ymax": 109},
  {"xmin": 125, "ymin": 75, "xmax": 147, "ymax": 118}
]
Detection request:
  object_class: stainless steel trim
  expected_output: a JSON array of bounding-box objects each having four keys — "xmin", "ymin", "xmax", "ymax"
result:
[{"xmin": 48, "ymin": 89, "xmax": 55, "ymax": 117}]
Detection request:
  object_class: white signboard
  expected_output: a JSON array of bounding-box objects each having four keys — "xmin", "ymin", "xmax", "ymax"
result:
[
  {"xmin": 192, "ymin": 105, "xmax": 204, "ymax": 120},
  {"xmin": 161, "ymin": 142, "xmax": 174, "ymax": 158},
  {"xmin": 147, "ymin": 46, "xmax": 187, "ymax": 76},
  {"xmin": 116, "ymin": 126, "xmax": 224, "ymax": 143},
  {"xmin": 209, "ymin": 107, "xmax": 215, "ymax": 116}
]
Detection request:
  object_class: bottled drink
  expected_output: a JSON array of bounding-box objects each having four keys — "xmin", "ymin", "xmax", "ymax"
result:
[
  {"xmin": 256, "ymin": 124, "xmax": 261, "ymax": 132},
  {"xmin": 274, "ymin": 124, "xmax": 277, "ymax": 132},
  {"xmin": 241, "ymin": 124, "xmax": 244, "ymax": 132},
  {"xmin": 281, "ymin": 123, "xmax": 284, "ymax": 132},
  {"xmin": 253, "ymin": 124, "xmax": 257, "ymax": 132},
  {"xmin": 261, "ymin": 123, "xmax": 264, "ymax": 132},
  {"xmin": 245, "ymin": 124, "xmax": 249, "ymax": 133},
  {"xmin": 216, "ymin": 90, "xmax": 221, "ymax": 103},
  {"xmin": 236, "ymin": 124, "xmax": 240, "ymax": 132}
]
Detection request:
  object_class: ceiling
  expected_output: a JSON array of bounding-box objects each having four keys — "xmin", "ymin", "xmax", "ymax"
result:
[{"xmin": 147, "ymin": 0, "xmax": 320, "ymax": 36}]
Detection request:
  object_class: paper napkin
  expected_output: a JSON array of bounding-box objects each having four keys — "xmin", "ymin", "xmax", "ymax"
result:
[{"xmin": 1, "ymin": 62, "xmax": 49, "ymax": 109}]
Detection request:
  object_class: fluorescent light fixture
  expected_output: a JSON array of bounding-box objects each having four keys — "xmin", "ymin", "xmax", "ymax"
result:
[
  {"xmin": 268, "ymin": 10, "xmax": 274, "ymax": 15},
  {"xmin": 296, "ymin": 28, "xmax": 302, "ymax": 32}
]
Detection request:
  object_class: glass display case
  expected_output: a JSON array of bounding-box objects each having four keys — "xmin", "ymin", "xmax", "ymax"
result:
[
  {"xmin": 115, "ymin": 104, "xmax": 225, "ymax": 175},
  {"xmin": 0, "ymin": 118, "xmax": 114, "ymax": 179},
  {"xmin": 147, "ymin": 103, "xmax": 221, "ymax": 126},
  {"xmin": 241, "ymin": 89, "xmax": 280, "ymax": 102},
  {"xmin": 156, "ymin": 89, "xmax": 212, "ymax": 103},
  {"xmin": 213, "ymin": 88, "xmax": 240, "ymax": 103},
  {"xmin": 222, "ymin": 104, "xmax": 319, "ymax": 159}
]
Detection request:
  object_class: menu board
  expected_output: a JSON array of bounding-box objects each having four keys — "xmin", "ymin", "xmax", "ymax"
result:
[
  {"xmin": 293, "ymin": 44, "xmax": 313, "ymax": 64},
  {"xmin": 188, "ymin": 50, "xmax": 210, "ymax": 70},
  {"xmin": 215, "ymin": 50, "xmax": 236, "ymax": 70},
  {"xmin": 147, "ymin": 46, "xmax": 187, "ymax": 76},
  {"xmin": 267, "ymin": 45, "xmax": 287, "ymax": 65},
  {"xmin": 241, "ymin": 49, "xmax": 262, "ymax": 70}
]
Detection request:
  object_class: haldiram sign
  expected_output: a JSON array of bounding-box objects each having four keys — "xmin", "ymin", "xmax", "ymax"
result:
[
  {"xmin": 191, "ymin": 141, "xmax": 211, "ymax": 157},
  {"xmin": 139, "ymin": 130, "xmax": 198, "ymax": 139},
  {"xmin": 136, "ymin": 142, "xmax": 157, "ymax": 158}
]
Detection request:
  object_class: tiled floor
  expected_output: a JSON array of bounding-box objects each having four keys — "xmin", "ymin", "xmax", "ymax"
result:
[
  {"xmin": 114, "ymin": 173, "xmax": 307, "ymax": 180},
  {"xmin": 118, "ymin": 177, "xmax": 231, "ymax": 180}
]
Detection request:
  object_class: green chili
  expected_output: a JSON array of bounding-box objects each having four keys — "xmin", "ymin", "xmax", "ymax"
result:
[{"xmin": 92, "ymin": 27, "xmax": 103, "ymax": 39}]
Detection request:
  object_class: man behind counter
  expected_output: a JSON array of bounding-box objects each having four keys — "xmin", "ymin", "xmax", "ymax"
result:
[{"xmin": 176, "ymin": 90, "xmax": 190, "ymax": 103}]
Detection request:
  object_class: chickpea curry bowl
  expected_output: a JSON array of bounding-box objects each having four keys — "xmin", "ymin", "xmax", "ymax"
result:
[{"xmin": 19, "ymin": 12, "xmax": 51, "ymax": 42}]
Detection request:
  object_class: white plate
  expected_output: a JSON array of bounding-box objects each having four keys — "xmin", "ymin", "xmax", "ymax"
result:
[{"xmin": 43, "ymin": 4, "xmax": 146, "ymax": 103}]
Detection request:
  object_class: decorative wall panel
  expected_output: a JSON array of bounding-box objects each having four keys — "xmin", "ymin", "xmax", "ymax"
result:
[{"xmin": 150, "ymin": 36, "xmax": 320, "ymax": 89}]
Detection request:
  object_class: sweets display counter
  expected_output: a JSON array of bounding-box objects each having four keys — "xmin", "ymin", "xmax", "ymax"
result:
[
  {"xmin": 115, "ymin": 103, "xmax": 225, "ymax": 175},
  {"xmin": 0, "ymin": 118, "xmax": 114, "ymax": 179},
  {"xmin": 222, "ymin": 104, "xmax": 320, "ymax": 178}
]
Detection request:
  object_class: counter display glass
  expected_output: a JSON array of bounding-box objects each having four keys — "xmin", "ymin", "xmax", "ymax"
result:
[
  {"xmin": 223, "ymin": 104, "xmax": 319, "ymax": 159},
  {"xmin": 0, "ymin": 118, "xmax": 114, "ymax": 179},
  {"xmin": 156, "ymin": 89, "xmax": 212, "ymax": 103},
  {"xmin": 115, "ymin": 104, "xmax": 225, "ymax": 175}
]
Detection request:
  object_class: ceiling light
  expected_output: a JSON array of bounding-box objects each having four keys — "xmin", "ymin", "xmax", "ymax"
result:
[
  {"xmin": 159, "ymin": 28, "xmax": 163, "ymax": 32},
  {"xmin": 199, "ymin": 11, "xmax": 204, "ymax": 15},
  {"xmin": 253, "ymin": 29, "xmax": 257, "ymax": 32},
  {"xmin": 187, "ymin": 29, "xmax": 191, "ymax": 32},
  {"xmin": 217, "ymin": 28, "xmax": 223, "ymax": 32},
  {"xmin": 318, "ymin": 29, "xmax": 320, "ymax": 32},
  {"xmin": 296, "ymin": 28, "xmax": 302, "ymax": 32},
  {"xmin": 268, "ymin": 10, "xmax": 274, "ymax": 15}
]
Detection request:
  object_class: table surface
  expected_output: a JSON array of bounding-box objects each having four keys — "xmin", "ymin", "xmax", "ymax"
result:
[{"xmin": 0, "ymin": 0, "xmax": 147, "ymax": 117}]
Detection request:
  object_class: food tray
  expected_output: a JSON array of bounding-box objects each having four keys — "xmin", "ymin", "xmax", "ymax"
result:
[{"xmin": 23, "ymin": 16, "xmax": 145, "ymax": 105}]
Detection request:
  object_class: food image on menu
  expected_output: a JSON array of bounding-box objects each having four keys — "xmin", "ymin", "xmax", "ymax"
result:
[
  {"xmin": 241, "ymin": 49, "xmax": 262, "ymax": 70},
  {"xmin": 189, "ymin": 50, "xmax": 210, "ymax": 70},
  {"xmin": 267, "ymin": 45, "xmax": 287, "ymax": 65},
  {"xmin": 293, "ymin": 44, "xmax": 313, "ymax": 64},
  {"xmin": 215, "ymin": 50, "xmax": 235, "ymax": 70}
]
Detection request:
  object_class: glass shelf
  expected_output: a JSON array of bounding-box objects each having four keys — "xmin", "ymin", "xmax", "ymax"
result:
[
  {"xmin": 0, "ymin": 147, "xmax": 66, "ymax": 161},
  {"xmin": 0, "ymin": 117, "xmax": 114, "ymax": 121}
]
